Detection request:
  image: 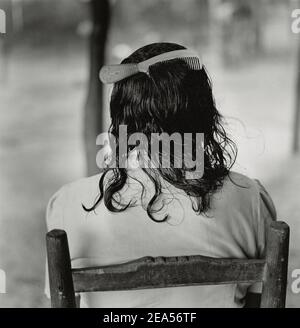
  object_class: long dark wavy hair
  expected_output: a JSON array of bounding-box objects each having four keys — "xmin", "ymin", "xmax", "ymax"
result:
[{"xmin": 83, "ymin": 42, "xmax": 237, "ymax": 222}]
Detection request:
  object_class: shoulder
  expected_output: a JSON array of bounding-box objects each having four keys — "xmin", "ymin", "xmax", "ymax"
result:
[
  {"xmin": 220, "ymin": 171, "xmax": 277, "ymax": 227},
  {"xmin": 220, "ymin": 171, "xmax": 262, "ymax": 201},
  {"xmin": 210, "ymin": 171, "xmax": 277, "ymax": 258},
  {"xmin": 50, "ymin": 173, "xmax": 102, "ymax": 204},
  {"xmin": 213, "ymin": 171, "xmax": 277, "ymax": 223},
  {"xmin": 46, "ymin": 173, "xmax": 103, "ymax": 229},
  {"xmin": 62, "ymin": 173, "xmax": 102, "ymax": 203},
  {"xmin": 222, "ymin": 171, "xmax": 272, "ymax": 199}
]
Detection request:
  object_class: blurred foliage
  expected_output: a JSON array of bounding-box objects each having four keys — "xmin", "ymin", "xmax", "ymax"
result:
[
  {"xmin": 0, "ymin": 0, "xmax": 88, "ymax": 43},
  {"xmin": 113, "ymin": 0, "xmax": 210, "ymax": 27},
  {"xmin": 0, "ymin": 0, "xmax": 294, "ymax": 54},
  {"xmin": 111, "ymin": 0, "xmax": 210, "ymax": 47},
  {"xmin": 1, "ymin": 0, "xmax": 211, "ymax": 44},
  {"xmin": 22, "ymin": 0, "xmax": 86, "ymax": 32}
]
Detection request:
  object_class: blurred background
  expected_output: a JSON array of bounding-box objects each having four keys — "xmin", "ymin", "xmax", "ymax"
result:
[{"xmin": 0, "ymin": 0, "xmax": 299, "ymax": 307}]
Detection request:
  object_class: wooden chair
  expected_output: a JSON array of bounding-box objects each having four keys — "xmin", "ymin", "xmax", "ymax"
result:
[{"xmin": 46, "ymin": 221, "xmax": 289, "ymax": 308}]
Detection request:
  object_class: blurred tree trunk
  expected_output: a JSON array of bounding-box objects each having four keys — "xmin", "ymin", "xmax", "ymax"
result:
[
  {"xmin": 218, "ymin": 0, "xmax": 264, "ymax": 66},
  {"xmin": 293, "ymin": 40, "xmax": 300, "ymax": 153},
  {"xmin": 0, "ymin": 0, "xmax": 13, "ymax": 83},
  {"xmin": 195, "ymin": 0, "xmax": 210, "ymax": 46},
  {"xmin": 249, "ymin": 0, "xmax": 264, "ymax": 55},
  {"xmin": 84, "ymin": 0, "xmax": 110, "ymax": 176}
]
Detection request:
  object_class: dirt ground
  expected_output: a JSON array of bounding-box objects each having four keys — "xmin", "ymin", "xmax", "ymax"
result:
[{"xmin": 0, "ymin": 43, "xmax": 299, "ymax": 307}]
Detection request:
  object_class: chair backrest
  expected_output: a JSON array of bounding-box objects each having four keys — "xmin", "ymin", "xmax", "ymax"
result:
[{"xmin": 46, "ymin": 221, "xmax": 289, "ymax": 308}]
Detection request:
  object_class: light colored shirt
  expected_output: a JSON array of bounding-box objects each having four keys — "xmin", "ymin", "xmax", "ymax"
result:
[{"xmin": 45, "ymin": 170, "xmax": 276, "ymax": 308}]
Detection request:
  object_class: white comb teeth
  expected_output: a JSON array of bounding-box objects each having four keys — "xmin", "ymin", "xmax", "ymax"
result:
[{"xmin": 181, "ymin": 57, "xmax": 202, "ymax": 70}]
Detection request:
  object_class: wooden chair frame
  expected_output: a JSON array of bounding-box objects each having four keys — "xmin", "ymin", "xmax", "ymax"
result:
[{"xmin": 46, "ymin": 221, "xmax": 289, "ymax": 308}]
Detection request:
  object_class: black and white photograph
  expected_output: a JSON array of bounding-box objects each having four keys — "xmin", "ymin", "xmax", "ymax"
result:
[{"xmin": 0, "ymin": 0, "xmax": 300, "ymax": 315}]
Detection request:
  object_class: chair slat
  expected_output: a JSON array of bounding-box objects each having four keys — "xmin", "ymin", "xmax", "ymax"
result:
[
  {"xmin": 72, "ymin": 255, "xmax": 266, "ymax": 293},
  {"xmin": 46, "ymin": 229, "xmax": 76, "ymax": 308},
  {"xmin": 261, "ymin": 221, "xmax": 290, "ymax": 308}
]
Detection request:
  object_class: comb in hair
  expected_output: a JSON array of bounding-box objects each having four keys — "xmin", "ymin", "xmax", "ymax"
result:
[{"xmin": 99, "ymin": 49, "xmax": 202, "ymax": 84}]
